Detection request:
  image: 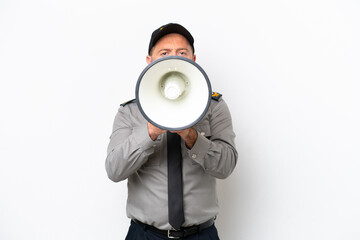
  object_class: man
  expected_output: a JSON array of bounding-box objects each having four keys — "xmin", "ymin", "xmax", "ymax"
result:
[{"xmin": 106, "ymin": 23, "xmax": 237, "ymax": 240}]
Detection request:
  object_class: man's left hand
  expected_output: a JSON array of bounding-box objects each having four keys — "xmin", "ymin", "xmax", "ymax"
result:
[{"xmin": 171, "ymin": 128, "xmax": 198, "ymax": 149}]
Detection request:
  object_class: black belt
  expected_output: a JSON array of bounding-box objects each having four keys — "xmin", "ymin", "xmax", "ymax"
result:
[{"xmin": 133, "ymin": 218, "xmax": 215, "ymax": 239}]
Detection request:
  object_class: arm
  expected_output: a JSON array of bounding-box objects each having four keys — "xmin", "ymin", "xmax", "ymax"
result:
[
  {"xmin": 187, "ymin": 98, "xmax": 238, "ymax": 179},
  {"xmin": 105, "ymin": 104, "xmax": 160, "ymax": 182}
]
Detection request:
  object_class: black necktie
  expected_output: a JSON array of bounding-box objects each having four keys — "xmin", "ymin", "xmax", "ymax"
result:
[{"xmin": 167, "ymin": 131, "xmax": 185, "ymax": 230}]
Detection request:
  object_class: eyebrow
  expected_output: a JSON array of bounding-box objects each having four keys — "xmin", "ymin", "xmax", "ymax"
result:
[
  {"xmin": 157, "ymin": 48, "xmax": 172, "ymax": 52},
  {"xmin": 157, "ymin": 48, "xmax": 190, "ymax": 53},
  {"xmin": 177, "ymin": 48, "xmax": 190, "ymax": 52}
]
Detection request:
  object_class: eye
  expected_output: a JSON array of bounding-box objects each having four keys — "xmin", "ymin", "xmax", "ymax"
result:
[
  {"xmin": 161, "ymin": 52, "xmax": 168, "ymax": 56},
  {"xmin": 179, "ymin": 51, "xmax": 186, "ymax": 55}
]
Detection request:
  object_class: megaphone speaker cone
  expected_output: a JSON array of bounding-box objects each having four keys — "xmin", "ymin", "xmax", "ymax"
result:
[{"xmin": 161, "ymin": 72, "xmax": 188, "ymax": 100}]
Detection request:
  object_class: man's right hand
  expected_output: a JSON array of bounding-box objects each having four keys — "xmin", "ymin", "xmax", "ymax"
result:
[{"xmin": 147, "ymin": 122, "xmax": 166, "ymax": 141}]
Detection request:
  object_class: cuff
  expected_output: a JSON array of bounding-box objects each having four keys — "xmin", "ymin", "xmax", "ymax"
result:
[{"xmin": 187, "ymin": 131, "xmax": 211, "ymax": 166}]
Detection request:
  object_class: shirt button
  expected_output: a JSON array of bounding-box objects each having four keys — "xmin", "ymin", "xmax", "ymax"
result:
[
  {"xmin": 200, "ymin": 132, "xmax": 205, "ymax": 136},
  {"xmin": 153, "ymin": 144, "xmax": 156, "ymax": 148},
  {"xmin": 191, "ymin": 154, "xmax": 197, "ymax": 159}
]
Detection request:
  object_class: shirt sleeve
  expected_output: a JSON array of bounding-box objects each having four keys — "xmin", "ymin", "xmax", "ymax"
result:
[
  {"xmin": 187, "ymin": 98, "xmax": 238, "ymax": 179},
  {"xmin": 105, "ymin": 105, "xmax": 155, "ymax": 182}
]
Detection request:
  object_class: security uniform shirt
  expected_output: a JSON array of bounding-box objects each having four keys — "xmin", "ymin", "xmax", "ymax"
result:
[{"xmin": 106, "ymin": 95, "xmax": 237, "ymax": 230}]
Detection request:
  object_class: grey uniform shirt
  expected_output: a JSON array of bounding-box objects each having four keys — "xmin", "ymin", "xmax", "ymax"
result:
[{"xmin": 106, "ymin": 95, "xmax": 237, "ymax": 230}]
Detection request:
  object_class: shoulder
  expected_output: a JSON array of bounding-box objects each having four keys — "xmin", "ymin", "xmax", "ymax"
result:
[
  {"xmin": 120, "ymin": 99, "xmax": 136, "ymax": 107},
  {"xmin": 208, "ymin": 91, "xmax": 228, "ymax": 115},
  {"xmin": 211, "ymin": 92, "xmax": 223, "ymax": 101},
  {"xmin": 209, "ymin": 91, "xmax": 229, "ymax": 112},
  {"xmin": 115, "ymin": 99, "xmax": 142, "ymax": 123},
  {"xmin": 208, "ymin": 91, "xmax": 232, "ymax": 120},
  {"xmin": 118, "ymin": 99, "xmax": 137, "ymax": 115}
]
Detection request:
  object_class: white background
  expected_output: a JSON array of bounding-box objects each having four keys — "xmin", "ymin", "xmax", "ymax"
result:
[{"xmin": 1, "ymin": 0, "xmax": 359, "ymax": 239}]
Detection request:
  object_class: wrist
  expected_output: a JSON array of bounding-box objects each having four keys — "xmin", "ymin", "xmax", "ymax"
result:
[
  {"xmin": 147, "ymin": 122, "xmax": 165, "ymax": 141},
  {"xmin": 184, "ymin": 128, "xmax": 198, "ymax": 149}
]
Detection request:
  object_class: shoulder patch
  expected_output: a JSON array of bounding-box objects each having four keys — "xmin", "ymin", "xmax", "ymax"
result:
[
  {"xmin": 211, "ymin": 92, "xmax": 222, "ymax": 101},
  {"xmin": 120, "ymin": 99, "xmax": 136, "ymax": 107}
]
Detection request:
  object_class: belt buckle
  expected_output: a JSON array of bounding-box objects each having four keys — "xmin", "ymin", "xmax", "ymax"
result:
[{"xmin": 168, "ymin": 230, "xmax": 180, "ymax": 239}]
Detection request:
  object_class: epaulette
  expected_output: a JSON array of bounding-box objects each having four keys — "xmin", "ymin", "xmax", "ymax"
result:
[
  {"xmin": 120, "ymin": 99, "xmax": 136, "ymax": 107},
  {"xmin": 211, "ymin": 92, "xmax": 222, "ymax": 101}
]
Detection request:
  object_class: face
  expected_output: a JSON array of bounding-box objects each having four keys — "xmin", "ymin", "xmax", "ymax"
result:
[{"xmin": 146, "ymin": 33, "xmax": 196, "ymax": 64}]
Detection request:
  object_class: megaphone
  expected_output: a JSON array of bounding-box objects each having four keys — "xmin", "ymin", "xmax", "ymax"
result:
[{"xmin": 136, "ymin": 56, "xmax": 212, "ymax": 131}]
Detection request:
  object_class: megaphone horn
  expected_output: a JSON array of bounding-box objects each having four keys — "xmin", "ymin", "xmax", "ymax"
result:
[{"xmin": 135, "ymin": 56, "xmax": 212, "ymax": 131}]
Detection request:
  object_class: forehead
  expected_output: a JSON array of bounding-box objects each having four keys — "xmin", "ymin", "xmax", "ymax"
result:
[{"xmin": 154, "ymin": 33, "xmax": 191, "ymax": 48}]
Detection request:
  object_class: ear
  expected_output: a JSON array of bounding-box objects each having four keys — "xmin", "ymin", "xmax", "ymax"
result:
[
  {"xmin": 146, "ymin": 55, "xmax": 152, "ymax": 64},
  {"xmin": 193, "ymin": 54, "xmax": 196, "ymax": 62}
]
